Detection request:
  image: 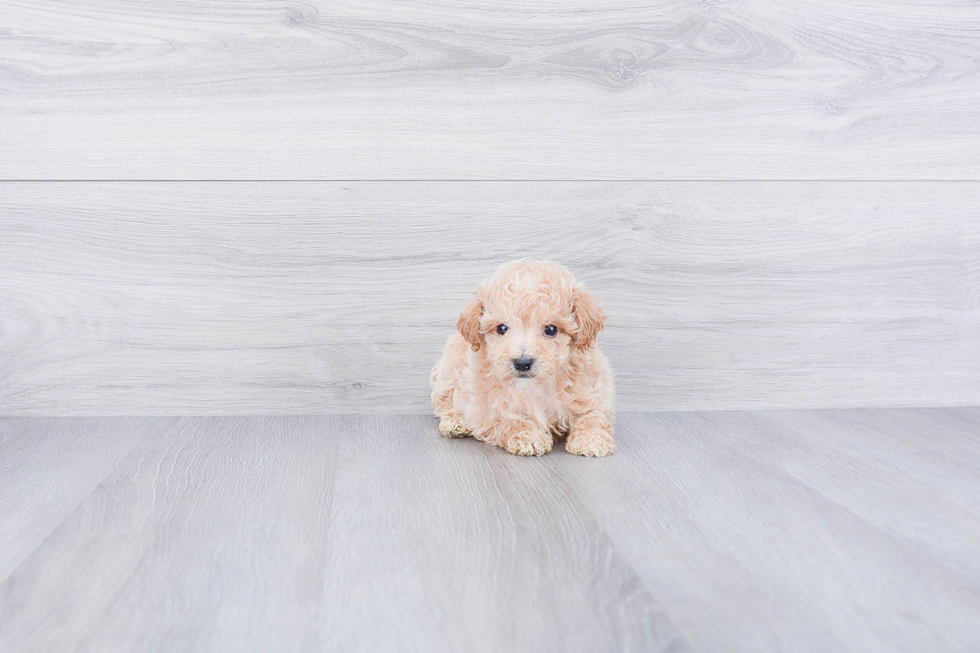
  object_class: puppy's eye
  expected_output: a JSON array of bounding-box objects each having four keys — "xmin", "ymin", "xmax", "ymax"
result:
[
  {"xmin": 543, "ymin": 325, "xmax": 558, "ymax": 337},
  {"xmin": 496, "ymin": 324, "xmax": 508, "ymax": 335}
]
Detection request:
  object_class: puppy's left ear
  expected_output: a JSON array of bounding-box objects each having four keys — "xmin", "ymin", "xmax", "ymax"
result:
[
  {"xmin": 572, "ymin": 284, "xmax": 606, "ymax": 350},
  {"xmin": 457, "ymin": 292, "xmax": 485, "ymax": 352}
]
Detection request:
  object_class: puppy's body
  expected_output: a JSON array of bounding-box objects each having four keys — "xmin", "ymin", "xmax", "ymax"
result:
[{"xmin": 431, "ymin": 260, "xmax": 615, "ymax": 456}]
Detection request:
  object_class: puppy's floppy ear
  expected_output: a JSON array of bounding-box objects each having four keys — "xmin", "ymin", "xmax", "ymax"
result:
[
  {"xmin": 456, "ymin": 292, "xmax": 485, "ymax": 352},
  {"xmin": 572, "ymin": 284, "xmax": 606, "ymax": 350}
]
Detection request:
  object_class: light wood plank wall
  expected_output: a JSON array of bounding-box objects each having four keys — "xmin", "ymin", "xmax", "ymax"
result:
[
  {"xmin": 1, "ymin": 1, "xmax": 978, "ymax": 414},
  {"xmin": 2, "ymin": 0, "xmax": 980, "ymax": 179},
  {"xmin": 1, "ymin": 183, "xmax": 977, "ymax": 415}
]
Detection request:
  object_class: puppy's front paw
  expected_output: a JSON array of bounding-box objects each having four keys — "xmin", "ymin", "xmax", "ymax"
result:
[
  {"xmin": 503, "ymin": 431, "xmax": 553, "ymax": 457},
  {"xmin": 566, "ymin": 428, "xmax": 615, "ymax": 457},
  {"xmin": 438, "ymin": 414, "xmax": 470, "ymax": 438}
]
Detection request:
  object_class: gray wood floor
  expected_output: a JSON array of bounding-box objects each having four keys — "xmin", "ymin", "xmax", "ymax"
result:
[{"xmin": 2, "ymin": 409, "xmax": 979, "ymax": 652}]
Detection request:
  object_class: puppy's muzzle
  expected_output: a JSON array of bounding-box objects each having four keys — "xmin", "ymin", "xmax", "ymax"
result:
[{"xmin": 512, "ymin": 356, "xmax": 536, "ymax": 377}]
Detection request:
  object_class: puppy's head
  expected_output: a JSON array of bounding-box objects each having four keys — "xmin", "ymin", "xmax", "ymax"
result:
[{"xmin": 457, "ymin": 259, "xmax": 605, "ymax": 384}]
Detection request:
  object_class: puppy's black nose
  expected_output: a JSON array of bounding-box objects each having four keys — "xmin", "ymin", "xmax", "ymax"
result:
[{"xmin": 513, "ymin": 356, "xmax": 535, "ymax": 372}]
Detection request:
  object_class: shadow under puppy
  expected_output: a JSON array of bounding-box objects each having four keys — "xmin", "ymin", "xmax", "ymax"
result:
[{"xmin": 431, "ymin": 260, "xmax": 615, "ymax": 456}]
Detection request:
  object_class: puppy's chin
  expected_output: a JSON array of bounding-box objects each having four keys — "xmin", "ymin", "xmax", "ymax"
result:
[{"xmin": 512, "ymin": 376, "xmax": 538, "ymax": 389}]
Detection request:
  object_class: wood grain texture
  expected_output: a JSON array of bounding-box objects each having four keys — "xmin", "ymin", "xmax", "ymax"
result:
[
  {"xmin": 0, "ymin": 417, "xmax": 167, "ymax": 581},
  {"xmin": 0, "ymin": 414, "xmax": 688, "ymax": 653},
  {"xmin": 555, "ymin": 408, "xmax": 980, "ymax": 652},
  {"xmin": 1, "ymin": 0, "xmax": 979, "ymax": 179},
  {"xmin": 1, "ymin": 181, "xmax": 978, "ymax": 415},
  {"xmin": 1, "ymin": 409, "xmax": 978, "ymax": 652}
]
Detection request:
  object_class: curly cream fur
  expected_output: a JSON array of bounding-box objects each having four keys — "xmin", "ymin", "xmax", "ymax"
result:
[{"xmin": 430, "ymin": 260, "xmax": 615, "ymax": 457}]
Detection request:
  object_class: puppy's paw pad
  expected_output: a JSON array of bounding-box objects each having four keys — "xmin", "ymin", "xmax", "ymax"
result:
[
  {"xmin": 566, "ymin": 430, "xmax": 615, "ymax": 457},
  {"xmin": 438, "ymin": 415, "xmax": 470, "ymax": 438},
  {"xmin": 504, "ymin": 432, "xmax": 553, "ymax": 457}
]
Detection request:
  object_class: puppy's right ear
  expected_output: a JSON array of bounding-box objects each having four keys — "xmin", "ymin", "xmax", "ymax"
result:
[{"xmin": 456, "ymin": 293, "xmax": 485, "ymax": 352}]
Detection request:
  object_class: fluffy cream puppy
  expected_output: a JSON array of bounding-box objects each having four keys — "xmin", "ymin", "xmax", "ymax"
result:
[{"xmin": 430, "ymin": 259, "xmax": 615, "ymax": 457}]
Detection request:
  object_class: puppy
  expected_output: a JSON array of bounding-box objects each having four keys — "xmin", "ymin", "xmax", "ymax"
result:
[{"xmin": 430, "ymin": 260, "xmax": 615, "ymax": 457}]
